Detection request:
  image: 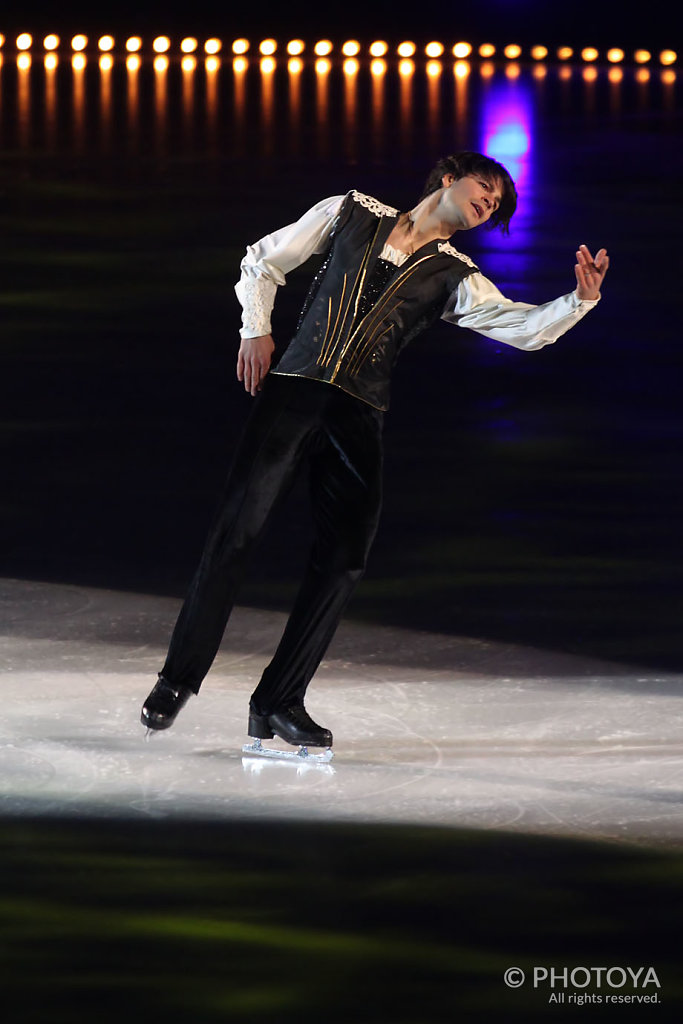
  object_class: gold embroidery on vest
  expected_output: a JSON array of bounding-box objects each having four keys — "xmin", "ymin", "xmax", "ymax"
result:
[
  {"xmin": 316, "ymin": 295, "xmax": 334, "ymax": 368},
  {"xmin": 318, "ymin": 274, "xmax": 347, "ymax": 368},
  {"xmin": 327, "ymin": 221, "xmax": 383, "ymax": 376},
  {"xmin": 349, "ymin": 311, "xmax": 402, "ymax": 376},
  {"xmin": 340, "ymin": 254, "xmax": 437, "ymax": 377}
]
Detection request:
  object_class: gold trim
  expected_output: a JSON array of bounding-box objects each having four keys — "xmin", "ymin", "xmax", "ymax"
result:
[
  {"xmin": 344, "ymin": 254, "xmax": 436, "ymax": 375},
  {"xmin": 316, "ymin": 294, "xmax": 334, "ymax": 368},
  {"xmin": 329, "ymin": 221, "xmax": 383, "ymax": 378},
  {"xmin": 350, "ymin": 221, "xmax": 382, "ymax": 325},
  {"xmin": 327, "ymin": 273, "xmax": 348, "ymax": 363},
  {"xmin": 269, "ymin": 371, "xmax": 386, "ymax": 411},
  {"xmin": 349, "ymin": 319, "xmax": 399, "ymax": 377}
]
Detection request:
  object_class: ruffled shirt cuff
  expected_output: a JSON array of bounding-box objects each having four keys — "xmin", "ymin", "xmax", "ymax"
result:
[
  {"xmin": 235, "ymin": 276, "xmax": 279, "ymax": 339},
  {"xmin": 235, "ymin": 195, "xmax": 345, "ymax": 339}
]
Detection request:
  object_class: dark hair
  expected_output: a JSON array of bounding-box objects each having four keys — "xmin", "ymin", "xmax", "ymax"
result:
[{"xmin": 421, "ymin": 152, "xmax": 518, "ymax": 234}]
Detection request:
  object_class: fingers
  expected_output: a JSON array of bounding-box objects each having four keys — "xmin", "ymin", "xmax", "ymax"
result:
[
  {"xmin": 250, "ymin": 360, "xmax": 269, "ymax": 396},
  {"xmin": 576, "ymin": 244, "xmax": 609, "ymax": 300},
  {"xmin": 578, "ymin": 244, "xmax": 609, "ymax": 279},
  {"xmin": 237, "ymin": 352, "xmax": 269, "ymax": 396},
  {"xmin": 237, "ymin": 350, "xmax": 257, "ymax": 395},
  {"xmin": 237, "ymin": 337, "xmax": 274, "ymax": 396},
  {"xmin": 242, "ymin": 358, "xmax": 261, "ymax": 396},
  {"xmin": 574, "ymin": 262, "xmax": 593, "ymax": 299},
  {"xmin": 577, "ymin": 244, "xmax": 596, "ymax": 272},
  {"xmin": 596, "ymin": 250, "xmax": 609, "ymax": 275},
  {"xmin": 575, "ymin": 242, "xmax": 610, "ymax": 300}
]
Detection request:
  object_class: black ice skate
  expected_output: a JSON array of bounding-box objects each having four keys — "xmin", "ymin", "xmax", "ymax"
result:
[
  {"xmin": 141, "ymin": 675, "xmax": 193, "ymax": 735},
  {"xmin": 242, "ymin": 705, "xmax": 334, "ymax": 763}
]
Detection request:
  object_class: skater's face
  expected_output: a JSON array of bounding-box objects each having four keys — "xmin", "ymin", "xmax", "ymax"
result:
[{"xmin": 439, "ymin": 173, "xmax": 504, "ymax": 231}]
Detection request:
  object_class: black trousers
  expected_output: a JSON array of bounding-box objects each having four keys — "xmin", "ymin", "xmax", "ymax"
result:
[{"xmin": 161, "ymin": 374, "xmax": 384, "ymax": 714}]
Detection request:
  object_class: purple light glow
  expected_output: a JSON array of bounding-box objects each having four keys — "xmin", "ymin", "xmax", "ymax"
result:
[{"xmin": 481, "ymin": 76, "xmax": 533, "ymax": 205}]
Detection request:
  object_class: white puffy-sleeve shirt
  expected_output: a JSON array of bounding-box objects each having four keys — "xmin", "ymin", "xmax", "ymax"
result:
[{"xmin": 235, "ymin": 195, "xmax": 600, "ymax": 349}]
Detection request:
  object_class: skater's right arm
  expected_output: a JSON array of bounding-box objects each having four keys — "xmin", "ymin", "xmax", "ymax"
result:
[{"xmin": 235, "ymin": 195, "xmax": 344, "ymax": 394}]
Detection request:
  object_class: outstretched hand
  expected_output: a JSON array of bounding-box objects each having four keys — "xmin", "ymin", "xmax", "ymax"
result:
[
  {"xmin": 575, "ymin": 244, "xmax": 609, "ymax": 301},
  {"xmin": 237, "ymin": 335, "xmax": 275, "ymax": 396}
]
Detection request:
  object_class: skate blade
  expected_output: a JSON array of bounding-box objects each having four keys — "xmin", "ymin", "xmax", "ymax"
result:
[
  {"xmin": 241, "ymin": 752, "xmax": 335, "ymax": 776},
  {"xmin": 242, "ymin": 737, "xmax": 334, "ymax": 764}
]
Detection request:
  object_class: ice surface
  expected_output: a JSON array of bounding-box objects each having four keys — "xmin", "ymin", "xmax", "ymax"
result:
[{"xmin": 1, "ymin": 578, "xmax": 681, "ymax": 847}]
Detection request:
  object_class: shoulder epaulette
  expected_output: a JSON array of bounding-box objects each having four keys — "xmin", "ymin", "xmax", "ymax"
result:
[
  {"xmin": 437, "ymin": 241, "xmax": 478, "ymax": 270},
  {"xmin": 350, "ymin": 190, "xmax": 399, "ymax": 218}
]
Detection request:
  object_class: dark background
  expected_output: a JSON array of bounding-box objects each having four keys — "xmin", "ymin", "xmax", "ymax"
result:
[
  {"xmin": 1, "ymin": 6, "xmax": 682, "ymax": 1020},
  {"xmin": 2, "ymin": 7, "xmax": 681, "ymax": 669}
]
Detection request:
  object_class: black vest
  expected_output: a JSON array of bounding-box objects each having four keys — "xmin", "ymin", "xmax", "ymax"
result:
[{"xmin": 272, "ymin": 190, "xmax": 479, "ymax": 411}]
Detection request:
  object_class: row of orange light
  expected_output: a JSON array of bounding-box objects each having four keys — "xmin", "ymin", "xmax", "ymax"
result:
[
  {"xmin": 4, "ymin": 33, "xmax": 222, "ymax": 55},
  {"xmin": 10, "ymin": 53, "xmax": 222, "ymax": 74},
  {"xmin": 7, "ymin": 54, "xmax": 675, "ymax": 87},
  {"xmin": 1, "ymin": 34, "xmax": 678, "ymax": 65},
  {"xmin": 237, "ymin": 40, "xmax": 678, "ymax": 66}
]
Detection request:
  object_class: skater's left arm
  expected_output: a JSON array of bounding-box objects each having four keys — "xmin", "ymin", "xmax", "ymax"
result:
[{"xmin": 442, "ymin": 245, "xmax": 609, "ymax": 350}]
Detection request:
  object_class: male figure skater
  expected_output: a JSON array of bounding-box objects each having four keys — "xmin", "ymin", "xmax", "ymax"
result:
[{"xmin": 141, "ymin": 152, "xmax": 609, "ymax": 751}]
